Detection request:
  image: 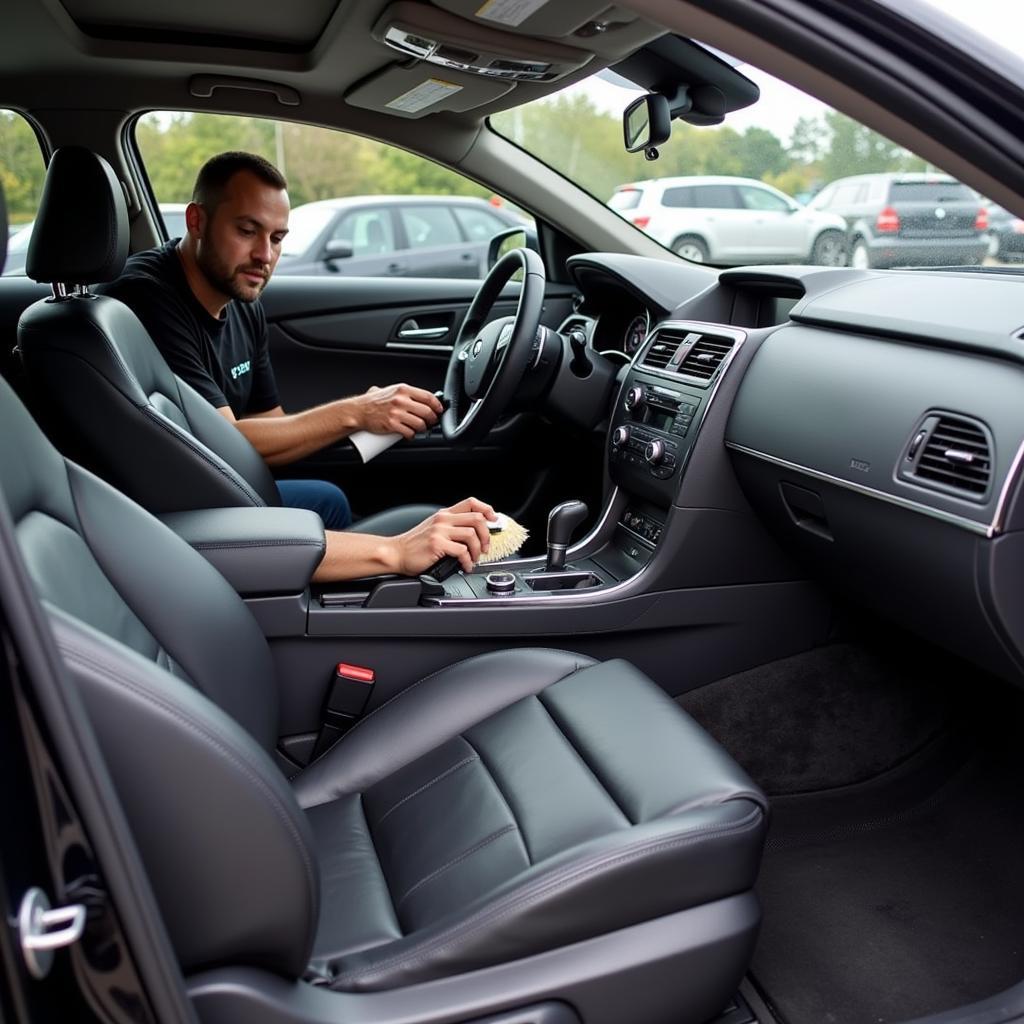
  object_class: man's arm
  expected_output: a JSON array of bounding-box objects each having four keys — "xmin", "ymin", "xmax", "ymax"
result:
[
  {"xmin": 217, "ymin": 383, "xmax": 444, "ymax": 466},
  {"xmin": 311, "ymin": 497, "xmax": 495, "ymax": 581}
]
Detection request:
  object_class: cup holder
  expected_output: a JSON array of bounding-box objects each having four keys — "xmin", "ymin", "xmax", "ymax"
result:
[{"xmin": 524, "ymin": 571, "xmax": 601, "ymax": 592}]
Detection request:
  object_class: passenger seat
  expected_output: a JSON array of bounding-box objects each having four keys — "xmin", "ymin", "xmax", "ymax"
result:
[{"xmin": 0, "ymin": 177, "xmax": 768, "ymax": 1024}]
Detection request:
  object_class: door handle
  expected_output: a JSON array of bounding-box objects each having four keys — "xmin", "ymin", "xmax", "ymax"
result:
[
  {"xmin": 397, "ymin": 325, "xmax": 450, "ymax": 339},
  {"xmin": 460, "ymin": 252, "xmax": 475, "ymax": 260}
]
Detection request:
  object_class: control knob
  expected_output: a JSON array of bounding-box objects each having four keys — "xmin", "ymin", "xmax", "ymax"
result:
[
  {"xmin": 611, "ymin": 426, "xmax": 631, "ymax": 447},
  {"xmin": 624, "ymin": 386, "xmax": 644, "ymax": 412},
  {"xmin": 644, "ymin": 439, "xmax": 665, "ymax": 465},
  {"xmin": 485, "ymin": 571, "xmax": 516, "ymax": 595}
]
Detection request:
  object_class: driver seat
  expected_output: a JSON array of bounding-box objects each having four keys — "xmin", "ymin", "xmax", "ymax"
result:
[{"xmin": 17, "ymin": 146, "xmax": 435, "ymax": 535}]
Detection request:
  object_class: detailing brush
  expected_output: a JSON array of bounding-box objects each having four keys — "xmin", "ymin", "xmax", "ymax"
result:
[
  {"xmin": 422, "ymin": 513, "xmax": 529, "ymax": 581},
  {"xmin": 478, "ymin": 513, "xmax": 529, "ymax": 563}
]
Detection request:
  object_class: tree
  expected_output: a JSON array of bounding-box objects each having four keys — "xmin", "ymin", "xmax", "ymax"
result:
[{"xmin": 0, "ymin": 111, "xmax": 45, "ymax": 224}]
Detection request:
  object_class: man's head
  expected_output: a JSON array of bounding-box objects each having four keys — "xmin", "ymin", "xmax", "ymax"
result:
[{"xmin": 183, "ymin": 152, "xmax": 289, "ymax": 306}]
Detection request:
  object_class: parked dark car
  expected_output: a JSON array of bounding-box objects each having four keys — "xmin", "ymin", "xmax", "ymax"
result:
[
  {"xmin": 983, "ymin": 201, "xmax": 1024, "ymax": 262},
  {"xmin": 807, "ymin": 173, "xmax": 989, "ymax": 268},
  {"xmin": 275, "ymin": 195, "xmax": 521, "ymax": 278}
]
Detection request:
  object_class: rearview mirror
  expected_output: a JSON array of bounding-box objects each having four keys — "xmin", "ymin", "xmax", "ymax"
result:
[{"xmin": 623, "ymin": 94, "xmax": 671, "ymax": 156}]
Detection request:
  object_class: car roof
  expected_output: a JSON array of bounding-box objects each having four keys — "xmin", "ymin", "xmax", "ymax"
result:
[
  {"xmin": 0, "ymin": 0, "xmax": 664, "ymax": 136},
  {"xmin": 825, "ymin": 172, "xmax": 964, "ymax": 186},
  {"xmin": 615, "ymin": 176, "xmax": 776, "ymax": 190},
  {"xmin": 290, "ymin": 195, "xmax": 511, "ymax": 212}
]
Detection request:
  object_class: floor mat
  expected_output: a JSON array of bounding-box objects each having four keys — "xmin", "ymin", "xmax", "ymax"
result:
[{"xmin": 751, "ymin": 742, "xmax": 1024, "ymax": 1024}]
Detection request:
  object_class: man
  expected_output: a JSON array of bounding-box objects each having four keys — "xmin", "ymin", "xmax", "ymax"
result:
[{"xmin": 107, "ymin": 150, "xmax": 494, "ymax": 579}]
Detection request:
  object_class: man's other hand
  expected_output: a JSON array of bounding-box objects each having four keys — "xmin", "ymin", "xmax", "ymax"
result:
[
  {"xmin": 356, "ymin": 383, "xmax": 444, "ymax": 439},
  {"xmin": 392, "ymin": 497, "xmax": 497, "ymax": 575}
]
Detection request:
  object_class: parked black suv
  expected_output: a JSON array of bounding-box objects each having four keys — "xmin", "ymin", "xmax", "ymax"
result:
[{"xmin": 808, "ymin": 173, "xmax": 989, "ymax": 269}]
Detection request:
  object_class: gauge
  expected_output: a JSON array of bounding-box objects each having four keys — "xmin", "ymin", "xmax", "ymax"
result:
[{"xmin": 624, "ymin": 314, "xmax": 648, "ymax": 356}]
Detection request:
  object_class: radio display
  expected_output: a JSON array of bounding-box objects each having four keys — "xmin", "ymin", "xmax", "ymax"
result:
[{"xmin": 644, "ymin": 408, "xmax": 674, "ymax": 432}]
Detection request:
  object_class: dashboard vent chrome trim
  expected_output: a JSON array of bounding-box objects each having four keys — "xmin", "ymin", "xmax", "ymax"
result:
[
  {"xmin": 639, "ymin": 327, "xmax": 735, "ymax": 383},
  {"xmin": 726, "ymin": 443, "xmax": 992, "ymax": 537},
  {"xmin": 901, "ymin": 413, "xmax": 993, "ymax": 502}
]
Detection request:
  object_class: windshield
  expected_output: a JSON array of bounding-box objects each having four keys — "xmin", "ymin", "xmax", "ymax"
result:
[{"xmin": 491, "ymin": 48, "xmax": 1005, "ymax": 271}]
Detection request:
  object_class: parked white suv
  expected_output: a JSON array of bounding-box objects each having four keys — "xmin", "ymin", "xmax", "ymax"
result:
[{"xmin": 609, "ymin": 175, "xmax": 849, "ymax": 266}]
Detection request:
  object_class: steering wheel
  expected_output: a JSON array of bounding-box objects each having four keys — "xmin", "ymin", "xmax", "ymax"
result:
[{"xmin": 441, "ymin": 247, "xmax": 546, "ymax": 445}]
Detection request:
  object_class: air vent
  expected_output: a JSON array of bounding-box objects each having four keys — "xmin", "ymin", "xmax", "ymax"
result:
[
  {"xmin": 640, "ymin": 331, "xmax": 686, "ymax": 371},
  {"xmin": 904, "ymin": 414, "xmax": 992, "ymax": 499},
  {"xmin": 677, "ymin": 335, "xmax": 735, "ymax": 381}
]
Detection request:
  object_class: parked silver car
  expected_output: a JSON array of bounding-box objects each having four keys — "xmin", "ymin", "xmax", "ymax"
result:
[
  {"xmin": 608, "ymin": 175, "xmax": 849, "ymax": 265},
  {"xmin": 807, "ymin": 173, "xmax": 989, "ymax": 269},
  {"xmin": 275, "ymin": 195, "xmax": 521, "ymax": 278}
]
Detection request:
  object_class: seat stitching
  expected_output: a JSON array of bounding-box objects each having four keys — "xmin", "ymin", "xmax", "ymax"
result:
[
  {"xmin": 462, "ymin": 734, "xmax": 532, "ymax": 865},
  {"xmin": 19, "ymin": 332, "xmax": 266, "ymax": 507},
  {"xmin": 331, "ymin": 807, "xmax": 763, "ymax": 986},
  {"xmin": 58, "ymin": 639, "xmax": 319, "ymax": 927},
  {"xmin": 535, "ymin": 692, "xmax": 633, "ymax": 825},
  {"xmin": 375, "ymin": 754, "xmax": 479, "ymax": 825},
  {"xmin": 333, "ymin": 649, "xmax": 595, "ymax": 745},
  {"xmin": 141, "ymin": 406, "xmax": 266, "ymax": 506},
  {"xmin": 190, "ymin": 539, "xmax": 324, "ymax": 550},
  {"xmin": 394, "ymin": 824, "xmax": 517, "ymax": 911},
  {"xmin": 357, "ymin": 793, "xmax": 404, "ymax": 937}
]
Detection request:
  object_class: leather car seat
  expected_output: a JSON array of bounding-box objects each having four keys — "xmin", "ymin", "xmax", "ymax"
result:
[
  {"xmin": 17, "ymin": 146, "xmax": 436, "ymax": 536},
  {"xmin": 0, "ymin": 180, "xmax": 768, "ymax": 1024}
]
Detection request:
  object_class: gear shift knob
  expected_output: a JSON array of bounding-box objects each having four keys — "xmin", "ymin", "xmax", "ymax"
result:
[{"xmin": 546, "ymin": 500, "xmax": 588, "ymax": 572}]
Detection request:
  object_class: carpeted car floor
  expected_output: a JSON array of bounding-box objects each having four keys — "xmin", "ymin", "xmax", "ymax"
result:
[{"xmin": 677, "ymin": 639, "xmax": 1024, "ymax": 1024}]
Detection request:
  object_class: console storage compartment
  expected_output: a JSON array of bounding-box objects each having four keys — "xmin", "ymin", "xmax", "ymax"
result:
[{"xmin": 161, "ymin": 507, "xmax": 325, "ymax": 596}]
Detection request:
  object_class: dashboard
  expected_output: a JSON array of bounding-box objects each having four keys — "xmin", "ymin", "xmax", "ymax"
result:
[{"xmin": 564, "ymin": 252, "xmax": 1024, "ymax": 689}]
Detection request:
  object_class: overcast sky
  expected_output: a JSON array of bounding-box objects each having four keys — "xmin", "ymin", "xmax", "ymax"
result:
[{"xmin": 581, "ymin": 0, "xmax": 1023, "ymax": 145}]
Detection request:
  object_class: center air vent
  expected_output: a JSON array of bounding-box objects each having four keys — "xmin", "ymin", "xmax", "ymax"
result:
[
  {"xmin": 640, "ymin": 329, "xmax": 735, "ymax": 382},
  {"xmin": 901, "ymin": 413, "xmax": 993, "ymax": 500},
  {"xmin": 677, "ymin": 335, "xmax": 735, "ymax": 380},
  {"xmin": 640, "ymin": 332, "xmax": 685, "ymax": 370}
]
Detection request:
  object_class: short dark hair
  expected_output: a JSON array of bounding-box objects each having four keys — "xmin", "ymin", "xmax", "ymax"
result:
[{"xmin": 192, "ymin": 151, "xmax": 287, "ymax": 209}]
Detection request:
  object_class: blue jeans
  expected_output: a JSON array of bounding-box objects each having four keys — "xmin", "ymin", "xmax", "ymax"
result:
[{"xmin": 277, "ymin": 479, "xmax": 353, "ymax": 530}]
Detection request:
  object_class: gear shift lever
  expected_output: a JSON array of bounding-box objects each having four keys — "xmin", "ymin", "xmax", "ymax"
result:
[{"xmin": 546, "ymin": 500, "xmax": 588, "ymax": 572}]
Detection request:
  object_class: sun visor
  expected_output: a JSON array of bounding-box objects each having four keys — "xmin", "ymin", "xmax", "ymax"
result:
[
  {"xmin": 345, "ymin": 64, "xmax": 515, "ymax": 118},
  {"xmin": 372, "ymin": 2, "xmax": 592, "ymax": 83}
]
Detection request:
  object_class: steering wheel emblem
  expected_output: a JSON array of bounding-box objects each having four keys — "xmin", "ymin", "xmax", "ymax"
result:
[{"xmin": 472, "ymin": 339, "xmax": 484, "ymax": 358}]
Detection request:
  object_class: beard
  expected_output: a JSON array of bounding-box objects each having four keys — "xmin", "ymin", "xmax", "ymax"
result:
[{"xmin": 195, "ymin": 242, "xmax": 269, "ymax": 305}]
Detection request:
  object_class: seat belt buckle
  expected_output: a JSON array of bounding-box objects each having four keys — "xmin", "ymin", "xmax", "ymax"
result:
[{"xmin": 310, "ymin": 663, "xmax": 375, "ymax": 759}]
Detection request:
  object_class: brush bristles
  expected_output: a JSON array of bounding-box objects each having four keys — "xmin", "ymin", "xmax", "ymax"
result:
[{"xmin": 478, "ymin": 515, "xmax": 529, "ymax": 563}]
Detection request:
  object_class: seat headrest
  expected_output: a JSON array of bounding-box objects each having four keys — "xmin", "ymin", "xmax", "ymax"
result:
[{"xmin": 26, "ymin": 147, "xmax": 128, "ymax": 285}]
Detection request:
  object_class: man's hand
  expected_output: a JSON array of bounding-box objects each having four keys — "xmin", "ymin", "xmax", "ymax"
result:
[
  {"xmin": 354, "ymin": 383, "xmax": 444, "ymax": 439},
  {"xmin": 391, "ymin": 497, "xmax": 497, "ymax": 575}
]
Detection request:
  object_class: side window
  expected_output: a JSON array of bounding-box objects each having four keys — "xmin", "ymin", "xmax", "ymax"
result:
[
  {"xmin": 399, "ymin": 206, "xmax": 461, "ymax": 249},
  {"xmin": 453, "ymin": 205, "xmax": 507, "ymax": 241},
  {"xmin": 0, "ymin": 110, "xmax": 46, "ymax": 277},
  {"xmin": 832, "ymin": 183, "xmax": 861, "ymax": 207},
  {"xmin": 807, "ymin": 185, "xmax": 833, "ymax": 209},
  {"xmin": 661, "ymin": 186, "xmax": 694, "ymax": 208},
  {"xmin": 333, "ymin": 208, "xmax": 395, "ymax": 257},
  {"xmin": 738, "ymin": 185, "xmax": 791, "ymax": 213},
  {"xmin": 135, "ymin": 111, "xmax": 527, "ymax": 279},
  {"xmin": 691, "ymin": 185, "xmax": 739, "ymax": 209}
]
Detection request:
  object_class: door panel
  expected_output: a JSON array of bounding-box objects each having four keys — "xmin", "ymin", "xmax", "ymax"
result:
[{"xmin": 260, "ymin": 276, "xmax": 590, "ymax": 541}]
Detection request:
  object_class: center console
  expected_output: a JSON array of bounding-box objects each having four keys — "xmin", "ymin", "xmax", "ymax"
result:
[{"xmin": 608, "ymin": 322, "xmax": 744, "ymax": 506}]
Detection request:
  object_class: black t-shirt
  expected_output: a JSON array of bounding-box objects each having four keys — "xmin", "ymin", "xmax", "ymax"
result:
[{"xmin": 103, "ymin": 239, "xmax": 280, "ymax": 417}]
